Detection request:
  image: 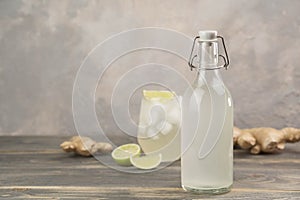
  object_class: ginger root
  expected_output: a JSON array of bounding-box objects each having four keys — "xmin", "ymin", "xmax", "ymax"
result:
[
  {"xmin": 234, "ymin": 127, "xmax": 300, "ymax": 154},
  {"xmin": 60, "ymin": 136, "xmax": 113, "ymax": 156}
]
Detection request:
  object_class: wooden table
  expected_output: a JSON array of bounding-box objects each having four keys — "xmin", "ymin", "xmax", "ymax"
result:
[{"xmin": 0, "ymin": 136, "xmax": 299, "ymax": 199}]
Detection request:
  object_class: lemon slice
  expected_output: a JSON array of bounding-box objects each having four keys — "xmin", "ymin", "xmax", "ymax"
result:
[
  {"xmin": 143, "ymin": 90, "xmax": 175, "ymax": 101},
  {"xmin": 112, "ymin": 144, "xmax": 141, "ymax": 166},
  {"xmin": 130, "ymin": 153, "xmax": 162, "ymax": 170}
]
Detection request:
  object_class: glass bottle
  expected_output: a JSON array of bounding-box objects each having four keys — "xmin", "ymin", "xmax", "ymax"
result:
[{"xmin": 181, "ymin": 30, "xmax": 233, "ymax": 194}]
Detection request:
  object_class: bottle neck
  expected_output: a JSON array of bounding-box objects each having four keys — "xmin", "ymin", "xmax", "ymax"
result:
[
  {"xmin": 197, "ymin": 41, "xmax": 218, "ymax": 69},
  {"xmin": 196, "ymin": 41, "xmax": 222, "ymax": 85}
]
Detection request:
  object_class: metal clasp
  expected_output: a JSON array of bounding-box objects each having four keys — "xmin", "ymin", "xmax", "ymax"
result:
[{"xmin": 188, "ymin": 35, "xmax": 230, "ymax": 71}]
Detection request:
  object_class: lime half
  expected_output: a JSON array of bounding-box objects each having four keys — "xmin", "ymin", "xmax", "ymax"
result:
[
  {"xmin": 143, "ymin": 90, "xmax": 175, "ymax": 101},
  {"xmin": 130, "ymin": 153, "xmax": 162, "ymax": 170},
  {"xmin": 112, "ymin": 144, "xmax": 141, "ymax": 166}
]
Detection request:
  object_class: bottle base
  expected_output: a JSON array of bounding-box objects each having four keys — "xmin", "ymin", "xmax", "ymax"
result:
[{"xmin": 182, "ymin": 184, "xmax": 232, "ymax": 195}]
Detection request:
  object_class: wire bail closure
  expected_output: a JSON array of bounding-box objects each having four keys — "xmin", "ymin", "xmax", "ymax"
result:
[{"xmin": 188, "ymin": 35, "xmax": 230, "ymax": 71}]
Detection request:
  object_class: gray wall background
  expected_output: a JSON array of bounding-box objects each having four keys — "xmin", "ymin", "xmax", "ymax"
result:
[{"xmin": 0, "ymin": 0, "xmax": 299, "ymax": 136}]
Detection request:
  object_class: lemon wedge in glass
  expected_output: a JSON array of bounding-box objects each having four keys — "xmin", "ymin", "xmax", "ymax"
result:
[{"xmin": 143, "ymin": 90, "xmax": 175, "ymax": 101}]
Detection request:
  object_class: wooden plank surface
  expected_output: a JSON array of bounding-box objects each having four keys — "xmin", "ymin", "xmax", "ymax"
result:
[{"xmin": 0, "ymin": 136, "xmax": 299, "ymax": 199}]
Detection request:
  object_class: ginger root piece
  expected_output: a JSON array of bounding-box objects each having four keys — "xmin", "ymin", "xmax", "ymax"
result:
[
  {"xmin": 60, "ymin": 136, "xmax": 113, "ymax": 156},
  {"xmin": 233, "ymin": 127, "xmax": 300, "ymax": 154},
  {"xmin": 234, "ymin": 127, "xmax": 300, "ymax": 154}
]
